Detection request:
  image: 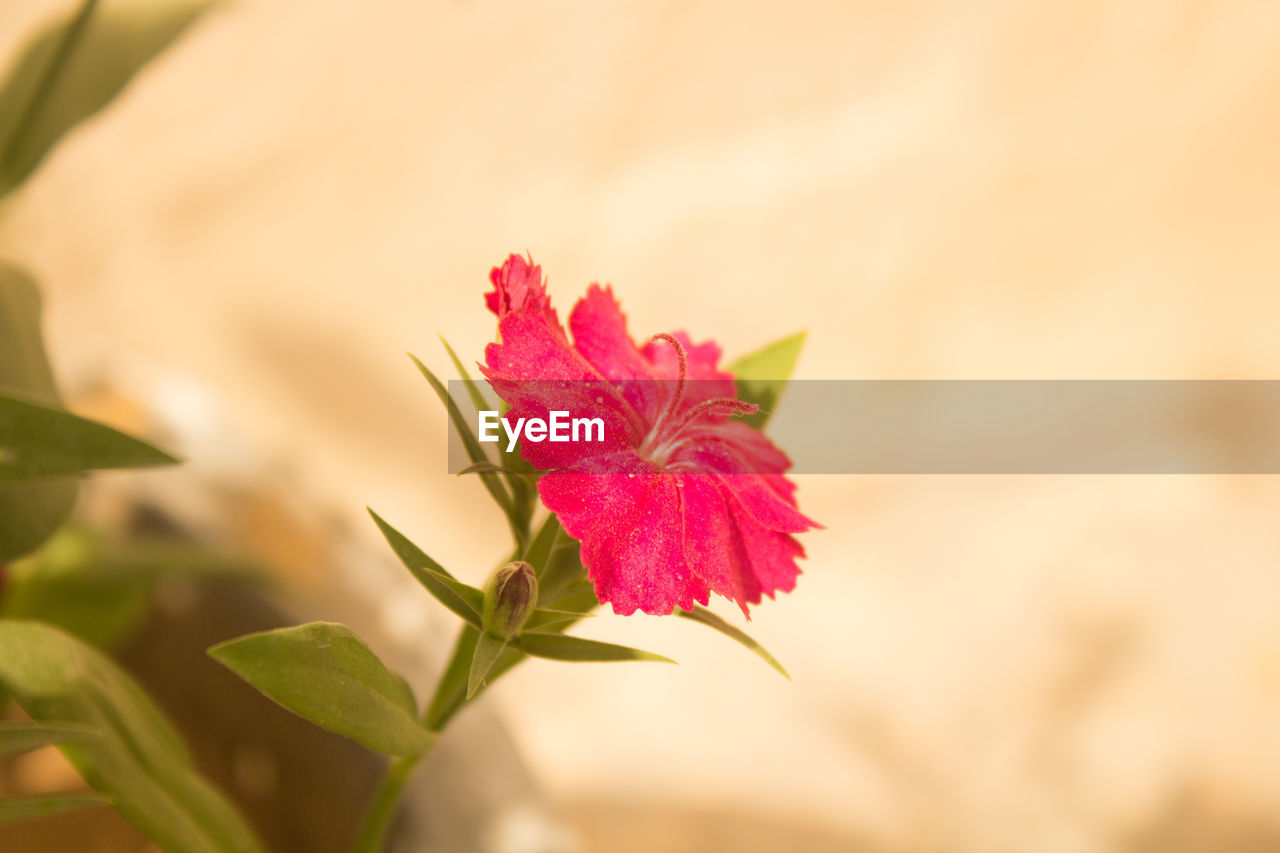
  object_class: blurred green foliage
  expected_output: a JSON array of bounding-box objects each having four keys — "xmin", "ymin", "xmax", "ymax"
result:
[{"xmin": 0, "ymin": 0, "xmax": 216, "ymax": 198}]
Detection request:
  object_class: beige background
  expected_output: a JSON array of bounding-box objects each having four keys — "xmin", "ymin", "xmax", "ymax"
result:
[{"xmin": 4, "ymin": 1, "xmax": 1280, "ymax": 850}]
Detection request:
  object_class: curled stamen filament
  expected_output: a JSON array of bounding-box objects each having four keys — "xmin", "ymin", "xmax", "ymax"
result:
[
  {"xmin": 660, "ymin": 397, "xmax": 759, "ymax": 443},
  {"xmin": 647, "ymin": 332, "xmax": 688, "ymax": 443}
]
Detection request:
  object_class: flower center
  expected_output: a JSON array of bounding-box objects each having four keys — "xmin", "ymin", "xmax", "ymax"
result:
[{"xmin": 640, "ymin": 333, "xmax": 758, "ymax": 466}]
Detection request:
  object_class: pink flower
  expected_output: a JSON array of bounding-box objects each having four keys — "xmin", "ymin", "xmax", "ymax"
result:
[{"xmin": 481, "ymin": 254, "xmax": 817, "ymax": 617}]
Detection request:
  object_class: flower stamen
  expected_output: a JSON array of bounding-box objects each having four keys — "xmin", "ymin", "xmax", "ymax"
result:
[{"xmin": 646, "ymin": 332, "xmax": 688, "ymax": 446}]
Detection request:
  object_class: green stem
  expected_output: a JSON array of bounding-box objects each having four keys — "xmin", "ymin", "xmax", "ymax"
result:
[
  {"xmin": 351, "ymin": 626, "xmax": 525, "ymax": 852},
  {"xmin": 352, "ymin": 747, "xmax": 431, "ymax": 853}
]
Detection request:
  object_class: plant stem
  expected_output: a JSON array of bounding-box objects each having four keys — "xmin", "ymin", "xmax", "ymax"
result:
[{"xmin": 351, "ymin": 747, "xmax": 431, "ymax": 853}]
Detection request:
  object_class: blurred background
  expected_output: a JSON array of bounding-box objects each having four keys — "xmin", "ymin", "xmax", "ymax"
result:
[{"xmin": 3, "ymin": 1, "xmax": 1280, "ymax": 851}]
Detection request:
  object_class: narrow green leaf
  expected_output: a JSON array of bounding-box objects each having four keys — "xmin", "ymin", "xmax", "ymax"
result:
[
  {"xmin": 423, "ymin": 625, "xmax": 524, "ymax": 731},
  {"xmin": 208, "ymin": 622, "xmax": 432, "ymax": 758},
  {"xmin": 416, "ymin": 566, "xmax": 484, "ymax": 622},
  {"xmin": 438, "ymin": 338, "xmax": 540, "ymax": 540},
  {"xmin": 0, "ymin": 621, "xmax": 265, "ymax": 853},
  {"xmin": 0, "ymin": 0, "xmax": 216, "ymax": 197},
  {"xmin": 677, "ymin": 606, "xmax": 790, "ymax": 679},
  {"xmin": 518, "ymin": 632, "xmax": 675, "ymax": 664},
  {"xmin": 409, "ymin": 354, "xmax": 512, "ymax": 515},
  {"xmin": 725, "ymin": 331, "xmax": 806, "ymax": 429},
  {"xmin": 0, "ymin": 261, "xmax": 75, "ymax": 561},
  {"xmin": 456, "ymin": 460, "xmax": 529, "ymax": 479},
  {"xmin": 466, "ymin": 632, "xmax": 508, "ymax": 699},
  {"xmin": 538, "ymin": 540, "xmax": 590, "ymax": 605},
  {"xmin": 0, "ymin": 389, "xmax": 178, "ymax": 480},
  {"xmin": 0, "ymin": 793, "xmax": 109, "ymax": 825},
  {"xmin": 0, "ymin": 720, "xmax": 98, "ymax": 759},
  {"xmin": 524, "ymin": 608, "xmax": 594, "ymax": 632},
  {"xmin": 438, "ymin": 335, "xmax": 490, "ymax": 415},
  {"xmin": 522, "ymin": 514, "xmax": 561, "ymax": 581},
  {"xmin": 367, "ymin": 509, "xmax": 482, "ymax": 627}
]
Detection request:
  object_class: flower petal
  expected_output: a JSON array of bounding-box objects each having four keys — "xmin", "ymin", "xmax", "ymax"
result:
[
  {"xmin": 539, "ymin": 454, "xmax": 710, "ymax": 615},
  {"xmin": 677, "ymin": 473, "xmax": 761, "ymax": 617},
  {"xmin": 675, "ymin": 440, "xmax": 817, "ymax": 533},
  {"xmin": 568, "ymin": 284, "xmax": 664, "ymax": 422}
]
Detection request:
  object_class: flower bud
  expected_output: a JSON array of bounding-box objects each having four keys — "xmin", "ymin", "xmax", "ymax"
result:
[{"xmin": 482, "ymin": 561, "xmax": 538, "ymax": 639}]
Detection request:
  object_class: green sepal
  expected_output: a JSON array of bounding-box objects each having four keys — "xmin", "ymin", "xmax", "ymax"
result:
[
  {"xmin": 422, "ymin": 625, "xmax": 525, "ymax": 731},
  {"xmin": 208, "ymin": 622, "xmax": 433, "ymax": 758},
  {"xmin": 677, "ymin": 606, "xmax": 790, "ymax": 679},
  {"xmin": 726, "ymin": 331, "xmax": 806, "ymax": 429},
  {"xmin": 466, "ymin": 632, "xmax": 509, "ymax": 700}
]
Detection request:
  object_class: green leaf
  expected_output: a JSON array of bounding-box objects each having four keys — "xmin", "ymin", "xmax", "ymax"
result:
[
  {"xmin": 522, "ymin": 514, "xmax": 561, "ymax": 581},
  {"xmin": 0, "ymin": 720, "xmax": 98, "ymax": 759},
  {"xmin": 0, "ymin": 620, "xmax": 265, "ymax": 853},
  {"xmin": 466, "ymin": 632, "xmax": 508, "ymax": 700},
  {"xmin": 422, "ymin": 625, "xmax": 524, "ymax": 731},
  {"xmin": 677, "ymin": 606, "xmax": 790, "ymax": 679},
  {"xmin": 456, "ymin": 460, "xmax": 529, "ymax": 479},
  {"xmin": 0, "ymin": 0, "xmax": 217, "ymax": 198},
  {"xmin": 0, "ymin": 793, "xmax": 109, "ymax": 825},
  {"xmin": 437, "ymin": 339, "xmax": 537, "ymax": 534},
  {"xmin": 0, "ymin": 390, "xmax": 178, "ymax": 481},
  {"xmin": 518, "ymin": 632, "xmax": 675, "ymax": 664},
  {"xmin": 208, "ymin": 622, "xmax": 433, "ymax": 758},
  {"xmin": 0, "ymin": 261, "xmax": 76, "ymax": 561},
  {"xmin": 438, "ymin": 335, "xmax": 490, "ymax": 416},
  {"xmin": 538, "ymin": 540, "xmax": 590, "ymax": 606},
  {"xmin": 726, "ymin": 331, "xmax": 806, "ymax": 429},
  {"xmin": 524, "ymin": 607, "xmax": 593, "ymax": 632},
  {"xmin": 0, "ymin": 384, "xmax": 177, "ymax": 479},
  {"xmin": 367, "ymin": 508, "xmax": 482, "ymax": 627},
  {"xmin": 409, "ymin": 354, "xmax": 512, "ymax": 516}
]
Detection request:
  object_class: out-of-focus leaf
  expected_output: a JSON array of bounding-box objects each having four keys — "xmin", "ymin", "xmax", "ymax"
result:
[
  {"xmin": 518, "ymin": 632, "xmax": 675, "ymax": 664},
  {"xmin": 0, "ymin": 0, "xmax": 217, "ymax": 197},
  {"xmin": 0, "ymin": 261, "xmax": 76, "ymax": 561},
  {"xmin": 367, "ymin": 509, "xmax": 482, "ymax": 627},
  {"xmin": 677, "ymin": 606, "xmax": 790, "ymax": 679},
  {"xmin": 726, "ymin": 331, "xmax": 806, "ymax": 429},
  {"xmin": 0, "ymin": 621, "xmax": 265, "ymax": 853},
  {"xmin": 0, "ymin": 720, "xmax": 98, "ymax": 759},
  {"xmin": 0, "ymin": 793, "xmax": 109, "ymax": 825},
  {"xmin": 1, "ymin": 527, "xmax": 258, "ymax": 649},
  {"xmin": 208, "ymin": 622, "xmax": 432, "ymax": 758},
  {"xmin": 0, "ymin": 390, "xmax": 178, "ymax": 481},
  {"xmin": 466, "ymin": 632, "xmax": 508, "ymax": 699},
  {"xmin": 0, "ymin": 262, "xmax": 59, "ymax": 400}
]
